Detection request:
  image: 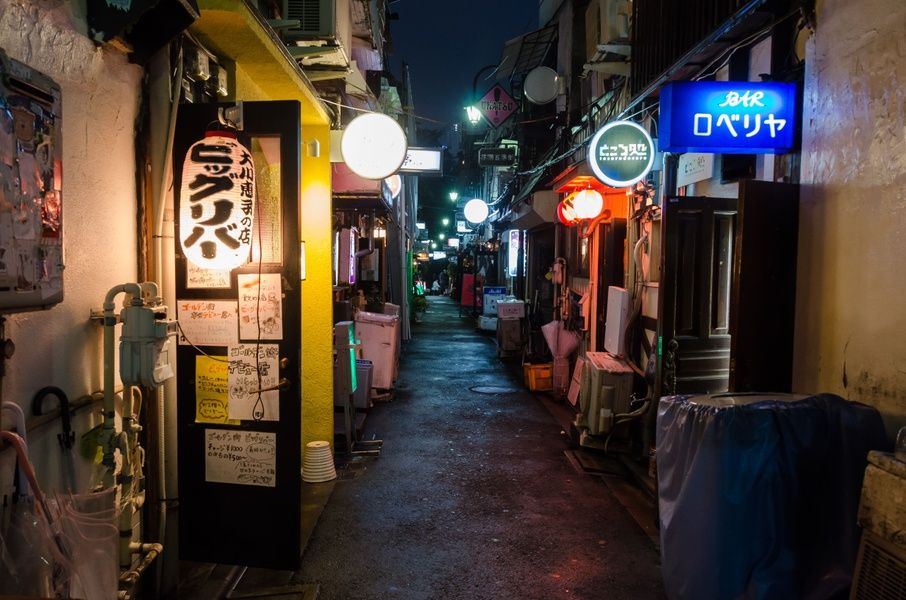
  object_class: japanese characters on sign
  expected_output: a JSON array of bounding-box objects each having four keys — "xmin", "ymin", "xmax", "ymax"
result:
[
  {"xmin": 477, "ymin": 85, "xmax": 517, "ymax": 128},
  {"xmin": 659, "ymin": 81, "xmax": 797, "ymax": 153},
  {"xmin": 587, "ymin": 120, "xmax": 656, "ymax": 188},
  {"xmin": 478, "ymin": 147, "xmax": 517, "ymax": 167},
  {"xmin": 179, "ymin": 131, "xmax": 256, "ymax": 271}
]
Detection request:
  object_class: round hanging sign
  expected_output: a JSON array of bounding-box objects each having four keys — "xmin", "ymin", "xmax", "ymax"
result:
[{"xmin": 587, "ymin": 120, "xmax": 655, "ymax": 188}]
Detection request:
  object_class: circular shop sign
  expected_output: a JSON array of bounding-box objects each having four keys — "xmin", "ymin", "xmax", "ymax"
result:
[{"xmin": 587, "ymin": 120, "xmax": 655, "ymax": 188}]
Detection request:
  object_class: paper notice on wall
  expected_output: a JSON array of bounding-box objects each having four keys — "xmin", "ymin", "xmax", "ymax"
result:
[
  {"xmin": 186, "ymin": 261, "xmax": 232, "ymax": 289},
  {"xmin": 237, "ymin": 273, "xmax": 283, "ymax": 341},
  {"xmin": 204, "ymin": 429, "xmax": 276, "ymax": 487},
  {"xmin": 195, "ymin": 355, "xmax": 239, "ymax": 425},
  {"xmin": 227, "ymin": 343, "xmax": 280, "ymax": 421},
  {"xmin": 177, "ymin": 300, "xmax": 238, "ymax": 347}
]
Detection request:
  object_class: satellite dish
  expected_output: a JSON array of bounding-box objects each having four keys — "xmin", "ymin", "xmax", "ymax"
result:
[{"xmin": 524, "ymin": 66, "xmax": 559, "ymax": 105}]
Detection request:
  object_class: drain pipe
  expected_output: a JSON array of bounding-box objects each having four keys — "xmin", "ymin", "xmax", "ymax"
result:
[{"xmin": 102, "ymin": 284, "xmax": 143, "ymax": 488}]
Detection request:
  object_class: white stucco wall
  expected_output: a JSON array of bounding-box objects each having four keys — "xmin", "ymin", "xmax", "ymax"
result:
[
  {"xmin": 0, "ymin": 0, "xmax": 141, "ymax": 493},
  {"xmin": 795, "ymin": 0, "xmax": 906, "ymax": 436}
]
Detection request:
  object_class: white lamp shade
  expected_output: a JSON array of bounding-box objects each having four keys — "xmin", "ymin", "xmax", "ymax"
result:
[
  {"xmin": 572, "ymin": 189, "xmax": 604, "ymax": 219},
  {"xmin": 341, "ymin": 113, "xmax": 408, "ymax": 180},
  {"xmin": 464, "ymin": 198, "xmax": 489, "ymax": 224},
  {"xmin": 179, "ymin": 131, "xmax": 255, "ymax": 271}
]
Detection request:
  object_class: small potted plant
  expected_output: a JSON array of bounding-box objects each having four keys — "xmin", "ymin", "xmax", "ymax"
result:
[{"xmin": 411, "ymin": 294, "xmax": 428, "ymax": 322}]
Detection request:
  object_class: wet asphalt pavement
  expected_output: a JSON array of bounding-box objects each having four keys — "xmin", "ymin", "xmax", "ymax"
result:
[{"xmin": 295, "ymin": 296, "xmax": 664, "ymax": 600}]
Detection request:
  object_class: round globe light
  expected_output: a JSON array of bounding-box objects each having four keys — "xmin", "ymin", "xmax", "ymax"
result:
[
  {"xmin": 464, "ymin": 198, "xmax": 489, "ymax": 224},
  {"xmin": 341, "ymin": 113, "xmax": 408, "ymax": 180},
  {"xmin": 572, "ymin": 189, "xmax": 604, "ymax": 220}
]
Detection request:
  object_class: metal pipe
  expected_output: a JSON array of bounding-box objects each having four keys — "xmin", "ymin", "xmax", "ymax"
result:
[
  {"xmin": 102, "ymin": 284, "xmax": 143, "ymax": 488},
  {"xmin": 119, "ymin": 542, "xmax": 163, "ymax": 596}
]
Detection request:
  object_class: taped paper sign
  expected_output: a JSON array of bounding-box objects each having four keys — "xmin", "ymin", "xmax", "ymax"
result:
[
  {"xmin": 237, "ymin": 273, "xmax": 282, "ymax": 340},
  {"xmin": 228, "ymin": 343, "xmax": 280, "ymax": 421},
  {"xmin": 177, "ymin": 300, "xmax": 238, "ymax": 347},
  {"xmin": 195, "ymin": 355, "xmax": 239, "ymax": 425},
  {"xmin": 205, "ymin": 429, "xmax": 276, "ymax": 487}
]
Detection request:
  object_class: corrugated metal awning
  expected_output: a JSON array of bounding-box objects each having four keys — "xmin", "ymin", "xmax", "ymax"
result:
[{"xmin": 496, "ymin": 25, "xmax": 557, "ymax": 83}]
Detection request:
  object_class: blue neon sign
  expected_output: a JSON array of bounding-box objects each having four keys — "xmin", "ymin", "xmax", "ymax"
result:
[{"xmin": 660, "ymin": 81, "xmax": 797, "ymax": 153}]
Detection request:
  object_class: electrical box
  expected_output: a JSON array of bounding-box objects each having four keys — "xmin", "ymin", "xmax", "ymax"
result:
[
  {"xmin": 604, "ymin": 286, "xmax": 631, "ymax": 355},
  {"xmin": 0, "ymin": 50, "xmax": 64, "ymax": 312}
]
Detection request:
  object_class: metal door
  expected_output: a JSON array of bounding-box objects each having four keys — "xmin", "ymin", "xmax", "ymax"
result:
[{"xmin": 173, "ymin": 101, "xmax": 302, "ymax": 569}]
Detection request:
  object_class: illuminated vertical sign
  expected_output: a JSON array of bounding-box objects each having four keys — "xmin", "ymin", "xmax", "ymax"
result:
[
  {"xmin": 660, "ymin": 81, "xmax": 797, "ymax": 153},
  {"xmin": 507, "ymin": 230, "xmax": 520, "ymax": 277}
]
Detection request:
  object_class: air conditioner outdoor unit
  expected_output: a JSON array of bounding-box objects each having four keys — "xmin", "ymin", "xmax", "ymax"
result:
[
  {"xmin": 600, "ymin": 0, "xmax": 631, "ymax": 44},
  {"xmin": 284, "ymin": 0, "xmax": 335, "ymax": 37},
  {"xmin": 578, "ymin": 351, "xmax": 633, "ymax": 435}
]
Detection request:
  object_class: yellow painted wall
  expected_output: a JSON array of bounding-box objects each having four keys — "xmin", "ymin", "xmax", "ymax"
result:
[
  {"xmin": 190, "ymin": 2, "xmax": 335, "ymax": 447},
  {"xmin": 299, "ymin": 123, "xmax": 334, "ymax": 448}
]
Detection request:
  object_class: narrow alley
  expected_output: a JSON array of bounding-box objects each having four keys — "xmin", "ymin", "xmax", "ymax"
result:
[{"xmin": 293, "ymin": 296, "xmax": 663, "ymax": 599}]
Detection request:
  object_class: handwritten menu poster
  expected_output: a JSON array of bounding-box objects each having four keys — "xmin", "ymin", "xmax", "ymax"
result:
[
  {"xmin": 177, "ymin": 300, "xmax": 239, "ymax": 347},
  {"xmin": 204, "ymin": 429, "xmax": 276, "ymax": 487},
  {"xmin": 186, "ymin": 262, "xmax": 231, "ymax": 289},
  {"xmin": 237, "ymin": 273, "xmax": 283, "ymax": 341},
  {"xmin": 195, "ymin": 356, "xmax": 239, "ymax": 425},
  {"xmin": 227, "ymin": 343, "xmax": 280, "ymax": 421}
]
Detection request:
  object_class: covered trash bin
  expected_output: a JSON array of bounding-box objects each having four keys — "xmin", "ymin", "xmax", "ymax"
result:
[
  {"xmin": 657, "ymin": 393, "xmax": 888, "ymax": 600},
  {"xmin": 354, "ymin": 311, "xmax": 399, "ymax": 390}
]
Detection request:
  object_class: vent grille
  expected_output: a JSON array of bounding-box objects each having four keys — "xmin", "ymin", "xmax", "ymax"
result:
[
  {"xmin": 853, "ymin": 535, "xmax": 906, "ymax": 600},
  {"xmin": 286, "ymin": 0, "xmax": 321, "ymax": 32}
]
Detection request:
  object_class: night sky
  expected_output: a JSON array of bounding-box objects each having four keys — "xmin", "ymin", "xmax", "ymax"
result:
[{"xmin": 389, "ymin": 0, "xmax": 539, "ymax": 130}]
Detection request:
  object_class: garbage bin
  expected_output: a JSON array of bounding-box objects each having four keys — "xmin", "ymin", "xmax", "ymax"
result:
[
  {"xmin": 657, "ymin": 393, "xmax": 888, "ymax": 600},
  {"xmin": 354, "ymin": 311, "xmax": 399, "ymax": 390}
]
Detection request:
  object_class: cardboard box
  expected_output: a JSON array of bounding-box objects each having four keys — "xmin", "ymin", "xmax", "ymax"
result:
[{"xmin": 497, "ymin": 300, "xmax": 525, "ymax": 319}]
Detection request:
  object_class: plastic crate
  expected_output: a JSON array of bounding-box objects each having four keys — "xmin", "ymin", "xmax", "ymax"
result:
[{"xmin": 524, "ymin": 362, "xmax": 553, "ymax": 391}]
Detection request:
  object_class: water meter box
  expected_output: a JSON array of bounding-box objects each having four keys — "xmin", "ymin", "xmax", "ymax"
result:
[{"xmin": 0, "ymin": 51, "xmax": 64, "ymax": 312}]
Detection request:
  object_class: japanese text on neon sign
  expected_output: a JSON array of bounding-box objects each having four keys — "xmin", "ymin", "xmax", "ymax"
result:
[
  {"xmin": 180, "ymin": 133, "xmax": 256, "ymax": 270},
  {"xmin": 693, "ymin": 91, "xmax": 787, "ymax": 139},
  {"xmin": 659, "ymin": 81, "xmax": 797, "ymax": 154}
]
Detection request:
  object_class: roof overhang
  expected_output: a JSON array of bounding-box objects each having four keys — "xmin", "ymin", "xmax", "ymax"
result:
[
  {"xmin": 510, "ymin": 190, "xmax": 559, "ymax": 230},
  {"xmin": 332, "ymin": 163, "xmax": 391, "ymax": 212},
  {"xmin": 190, "ymin": 0, "xmax": 330, "ymax": 125}
]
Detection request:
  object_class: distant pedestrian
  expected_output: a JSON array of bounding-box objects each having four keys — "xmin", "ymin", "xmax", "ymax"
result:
[{"xmin": 438, "ymin": 270, "xmax": 449, "ymax": 295}]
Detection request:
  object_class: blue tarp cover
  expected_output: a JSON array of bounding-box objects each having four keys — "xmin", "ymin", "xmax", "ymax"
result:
[{"xmin": 657, "ymin": 393, "xmax": 889, "ymax": 600}]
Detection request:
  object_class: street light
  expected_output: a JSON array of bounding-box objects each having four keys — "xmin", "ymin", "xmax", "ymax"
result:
[
  {"xmin": 442, "ymin": 217, "xmax": 450, "ymax": 226},
  {"xmin": 439, "ymin": 233, "xmax": 445, "ymax": 240},
  {"xmin": 465, "ymin": 106, "xmax": 482, "ymax": 125},
  {"xmin": 449, "ymin": 191, "xmax": 459, "ymax": 202}
]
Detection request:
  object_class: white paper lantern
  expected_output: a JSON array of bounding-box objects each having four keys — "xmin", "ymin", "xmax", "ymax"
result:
[
  {"xmin": 341, "ymin": 113, "xmax": 408, "ymax": 180},
  {"xmin": 179, "ymin": 131, "xmax": 256, "ymax": 271},
  {"xmin": 572, "ymin": 189, "xmax": 604, "ymax": 219},
  {"xmin": 464, "ymin": 198, "xmax": 489, "ymax": 224}
]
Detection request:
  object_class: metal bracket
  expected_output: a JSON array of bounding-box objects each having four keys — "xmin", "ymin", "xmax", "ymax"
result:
[{"xmin": 218, "ymin": 102, "xmax": 244, "ymax": 131}]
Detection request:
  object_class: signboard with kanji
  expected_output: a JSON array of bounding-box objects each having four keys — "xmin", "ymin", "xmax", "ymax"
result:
[
  {"xmin": 477, "ymin": 85, "xmax": 517, "ymax": 128},
  {"xmin": 478, "ymin": 146, "xmax": 517, "ymax": 167},
  {"xmin": 659, "ymin": 81, "xmax": 796, "ymax": 153}
]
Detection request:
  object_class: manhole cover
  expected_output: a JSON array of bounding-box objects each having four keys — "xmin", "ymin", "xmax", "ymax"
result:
[{"xmin": 470, "ymin": 386, "xmax": 520, "ymax": 394}]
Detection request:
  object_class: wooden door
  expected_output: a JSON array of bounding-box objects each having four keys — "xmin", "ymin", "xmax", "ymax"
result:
[{"xmin": 659, "ymin": 195, "xmax": 737, "ymax": 396}]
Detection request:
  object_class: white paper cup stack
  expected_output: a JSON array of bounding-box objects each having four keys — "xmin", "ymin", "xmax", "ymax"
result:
[{"xmin": 302, "ymin": 440, "xmax": 337, "ymax": 483}]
